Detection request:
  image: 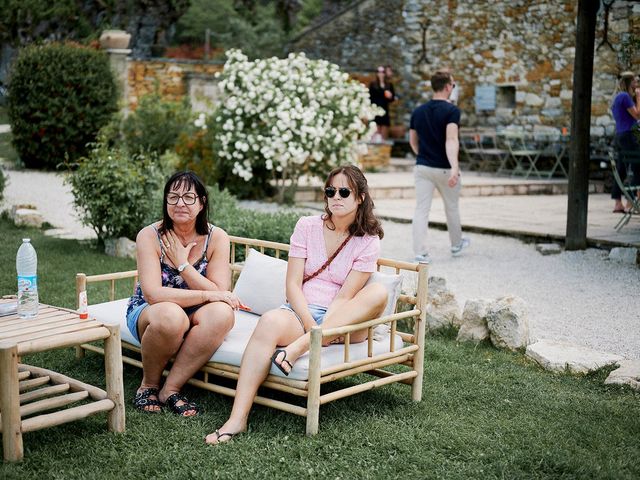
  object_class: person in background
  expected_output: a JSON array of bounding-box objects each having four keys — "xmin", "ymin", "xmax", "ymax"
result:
[
  {"xmin": 127, "ymin": 171, "xmax": 244, "ymax": 416},
  {"xmin": 205, "ymin": 165, "xmax": 387, "ymax": 444},
  {"xmin": 369, "ymin": 65, "xmax": 396, "ymax": 140},
  {"xmin": 410, "ymin": 70, "xmax": 469, "ymax": 264},
  {"xmin": 610, "ymin": 71, "xmax": 640, "ymax": 213}
]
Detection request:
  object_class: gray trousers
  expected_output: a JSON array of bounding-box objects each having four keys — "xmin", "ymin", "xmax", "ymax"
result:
[{"xmin": 412, "ymin": 165, "xmax": 462, "ymax": 255}]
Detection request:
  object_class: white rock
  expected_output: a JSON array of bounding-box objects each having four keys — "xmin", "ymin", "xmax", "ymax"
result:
[
  {"xmin": 486, "ymin": 295, "xmax": 530, "ymax": 350},
  {"xmin": 526, "ymin": 340, "xmax": 623, "ymax": 373},
  {"xmin": 525, "ymin": 93, "xmax": 544, "ymax": 106},
  {"xmin": 544, "ymin": 97, "xmax": 561, "ymax": 108},
  {"xmin": 560, "ymin": 89, "xmax": 572, "ymax": 100},
  {"xmin": 12, "ymin": 207, "xmax": 43, "ymax": 228},
  {"xmin": 604, "ymin": 359, "xmax": 640, "ymax": 390},
  {"xmin": 535, "ymin": 243, "xmax": 562, "ymax": 255},
  {"xmin": 457, "ymin": 299, "xmax": 491, "ymax": 343},
  {"xmin": 105, "ymin": 237, "xmax": 136, "ymax": 259},
  {"xmin": 609, "ymin": 247, "xmax": 639, "ymax": 265},
  {"xmin": 425, "ymin": 276, "xmax": 461, "ymax": 330}
]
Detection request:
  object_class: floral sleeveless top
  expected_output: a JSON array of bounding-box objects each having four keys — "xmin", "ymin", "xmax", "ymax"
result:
[{"xmin": 126, "ymin": 224, "xmax": 215, "ymax": 317}]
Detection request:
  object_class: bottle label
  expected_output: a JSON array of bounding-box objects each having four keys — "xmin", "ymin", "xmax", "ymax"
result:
[{"xmin": 18, "ymin": 275, "xmax": 37, "ymax": 291}]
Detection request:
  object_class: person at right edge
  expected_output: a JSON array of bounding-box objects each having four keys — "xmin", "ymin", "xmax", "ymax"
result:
[
  {"xmin": 610, "ymin": 71, "xmax": 640, "ymax": 214},
  {"xmin": 410, "ymin": 70, "xmax": 469, "ymax": 264}
]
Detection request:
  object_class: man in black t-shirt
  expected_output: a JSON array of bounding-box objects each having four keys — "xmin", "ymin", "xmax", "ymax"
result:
[{"xmin": 409, "ymin": 70, "xmax": 469, "ymax": 264}]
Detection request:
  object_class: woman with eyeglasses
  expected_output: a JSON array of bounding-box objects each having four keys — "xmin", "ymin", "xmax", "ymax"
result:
[
  {"xmin": 127, "ymin": 171, "xmax": 244, "ymax": 416},
  {"xmin": 206, "ymin": 165, "xmax": 387, "ymax": 444},
  {"xmin": 369, "ymin": 65, "xmax": 396, "ymax": 140}
]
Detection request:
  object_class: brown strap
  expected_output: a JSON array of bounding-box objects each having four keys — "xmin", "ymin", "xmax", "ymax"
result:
[{"xmin": 303, "ymin": 234, "xmax": 352, "ymax": 284}]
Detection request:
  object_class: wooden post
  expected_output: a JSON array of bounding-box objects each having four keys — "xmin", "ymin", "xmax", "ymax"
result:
[
  {"xmin": 566, "ymin": 0, "xmax": 598, "ymax": 250},
  {"xmin": 103, "ymin": 324, "xmax": 125, "ymax": 433},
  {"xmin": 305, "ymin": 327, "xmax": 322, "ymax": 436},
  {"xmin": 0, "ymin": 344, "xmax": 23, "ymax": 461},
  {"xmin": 411, "ymin": 264, "xmax": 429, "ymax": 402},
  {"xmin": 75, "ymin": 273, "xmax": 86, "ymax": 359}
]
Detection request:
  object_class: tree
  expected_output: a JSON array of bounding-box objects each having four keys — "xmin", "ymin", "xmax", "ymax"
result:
[{"xmin": 565, "ymin": 0, "xmax": 598, "ymax": 250}]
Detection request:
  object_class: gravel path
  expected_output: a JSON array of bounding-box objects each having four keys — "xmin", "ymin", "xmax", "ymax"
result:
[{"xmin": 3, "ymin": 169, "xmax": 639, "ymax": 359}]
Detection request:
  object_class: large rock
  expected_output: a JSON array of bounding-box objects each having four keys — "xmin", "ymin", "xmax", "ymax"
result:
[
  {"xmin": 11, "ymin": 204, "xmax": 43, "ymax": 228},
  {"xmin": 425, "ymin": 276, "xmax": 461, "ymax": 330},
  {"xmin": 105, "ymin": 237, "xmax": 136, "ymax": 259},
  {"xmin": 456, "ymin": 299, "xmax": 491, "ymax": 343},
  {"xmin": 604, "ymin": 359, "xmax": 640, "ymax": 390},
  {"xmin": 608, "ymin": 247, "xmax": 639, "ymax": 266},
  {"xmin": 486, "ymin": 295, "xmax": 529, "ymax": 350},
  {"xmin": 526, "ymin": 340, "xmax": 623, "ymax": 373}
]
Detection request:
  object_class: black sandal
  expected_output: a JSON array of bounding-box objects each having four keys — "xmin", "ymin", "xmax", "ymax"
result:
[
  {"xmin": 132, "ymin": 387, "xmax": 162, "ymax": 413},
  {"xmin": 206, "ymin": 429, "xmax": 242, "ymax": 445},
  {"xmin": 162, "ymin": 392, "xmax": 200, "ymax": 417},
  {"xmin": 271, "ymin": 349, "xmax": 293, "ymax": 376}
]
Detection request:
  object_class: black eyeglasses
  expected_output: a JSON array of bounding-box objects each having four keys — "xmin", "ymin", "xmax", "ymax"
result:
[
  {"xmin": 166, "ymin": 192, "xmax": 198, "ymax": 205},
  {"xmin": 324, "ymin": 186, "xmax": 352, "ymax": 199}
]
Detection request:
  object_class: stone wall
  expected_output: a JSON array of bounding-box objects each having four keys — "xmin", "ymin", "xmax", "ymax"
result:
[
  {"xmin": 292, "ymin": 0, "xmax": 640, "ymax": 136},
  {"xmin": 125, "ymin": 58, "xmax": 223, "ymax": 111}
]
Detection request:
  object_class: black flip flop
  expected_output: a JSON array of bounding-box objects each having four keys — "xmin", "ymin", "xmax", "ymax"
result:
[
  {"xmin": 271, "ymin": 349, "xmax": 293, "ymax": 376},
  {"xmin": 206, "ymin": 429, "xmax": 242, "ymax": 445}
]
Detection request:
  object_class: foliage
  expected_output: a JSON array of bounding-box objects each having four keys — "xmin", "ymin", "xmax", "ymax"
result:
[
  {"xmin": 0, "ymin": 167, "xmax": 5, "ymax": 202},
  {"xmin": 121, "ymin": 93, "xmax": 192, "ymax": 156},
  {"xmin": 213, "ymin": 49, "xmax": 381, "ymax": 201},
  {"xmin": 207, "ymin": 185, "xmax": 299, "ymax": 244},
  {"xmin": 175, "ymin": 0, "xmax": 287, "ymax": 59},
  {"xmin": 66, "ymin": 142, "xmax": 169, "ymax": 243},
  {"xmin": 175, "ymin": 113, "xmax": 218, "ymax": 185},
  {"xmin": 7, "ymin": 44, "xmax": 118, "ymax": 169}
]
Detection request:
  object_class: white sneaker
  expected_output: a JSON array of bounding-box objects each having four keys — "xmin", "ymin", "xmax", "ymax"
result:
[
  {"xmin": 451, "ymin": 238, "xmax": 470, "ymax": 257},
  {"xmin": 414, "ymin": 253, "xmax": 432, "ymax": 264}
]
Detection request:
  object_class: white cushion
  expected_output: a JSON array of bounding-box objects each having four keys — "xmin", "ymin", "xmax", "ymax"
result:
[
  {"xmin": 232, "ymin": 249, "xmax": 288, "ymax": 315},
  {"xmin": 88, "ymin": 300, "xmax": 404, "ymax": 381}
]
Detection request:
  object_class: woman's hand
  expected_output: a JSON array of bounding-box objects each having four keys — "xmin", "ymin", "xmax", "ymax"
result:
[
  {"xmin": 161, "ymin": 230, "xmax": 197, "ymax": 267},
  {"xmin": 207, "ymin": 291, "xmax": 250, "ymax": 311}
]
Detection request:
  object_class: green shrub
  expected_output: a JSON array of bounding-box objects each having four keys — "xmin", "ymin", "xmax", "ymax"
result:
[
  {"xmin": 7, "ymin": 43, "xmax": 118, "ymax": 169},
  {"xmin": 122, "ymin": 93, "xmax": 191, "ymax": 156},
  {"xmin": 66, "ymin": 142, "xmax": 169, "ymax": 244},
  {"xmin": 0, "ymin": 168, "xmax": 5, "ymax": 202},
  {"xmin": 207, "ymin": 185, "xmax": 300, "ymax": 245}
]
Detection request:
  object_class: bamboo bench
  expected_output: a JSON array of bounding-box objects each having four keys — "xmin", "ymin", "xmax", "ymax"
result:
[{"xmin": 75, "ymin": 235, "xmax": 428, "ymax": 435}]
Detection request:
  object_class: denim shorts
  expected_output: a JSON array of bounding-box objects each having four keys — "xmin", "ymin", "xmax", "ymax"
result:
[
  {"xmin": 280, "ymin": 303, "xmax": 327, "ymax": 331},
  {"xmin": 126, "ymin": 302, "xmax": 204, "ymax": 343}
]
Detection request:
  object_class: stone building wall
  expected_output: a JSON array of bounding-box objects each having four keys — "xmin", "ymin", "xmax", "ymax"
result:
[
  {"xmin": 293, "ymin": 0, "xmax": 640, "ymax": 136},
  {"xmin": 125, "ymin": 59, "xmax": 223, "ymax": 111}
]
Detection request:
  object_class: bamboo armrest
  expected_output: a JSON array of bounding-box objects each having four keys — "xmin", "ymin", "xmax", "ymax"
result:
[{"xmin": 83, "ymin": 270, "xmax": 138, "ymax": 283}]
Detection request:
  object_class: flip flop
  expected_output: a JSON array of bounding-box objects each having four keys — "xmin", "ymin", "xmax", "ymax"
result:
[
  {"xmin": 271, "ymin": 349, "xmax": 293, "ymax": 376},
  {"xmin": 613, "ymin": 208, "xmax": 627, "ymax": 214},
  {"xmin": 206, "ymin": 429, "xmax": 242, "ymax": 445}
]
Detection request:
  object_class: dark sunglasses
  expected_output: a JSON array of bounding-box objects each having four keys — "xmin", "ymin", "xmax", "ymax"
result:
[{"xmin": 324, "ymin": 186, "xmax": 352, "ymax": 199}]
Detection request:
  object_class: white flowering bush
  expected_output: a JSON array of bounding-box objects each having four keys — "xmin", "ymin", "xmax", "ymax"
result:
[{"xmin": 213, "ymin": 49, "xmax": 382, "ymax": 200}]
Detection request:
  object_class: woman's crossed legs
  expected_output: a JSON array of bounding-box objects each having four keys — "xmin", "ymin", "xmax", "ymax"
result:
[{"xmin": 205, "ymin": 282, "xmax": 387, "ymax": 444}]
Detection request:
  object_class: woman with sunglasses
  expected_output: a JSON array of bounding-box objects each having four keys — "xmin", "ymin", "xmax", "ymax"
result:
[
  {"xmin": 127, "ymin": 171, "xmax": 243, "ymax": 416},
  {"xmin": 206, "ymin": 165, "xmax": 388, "ymax": 444}
]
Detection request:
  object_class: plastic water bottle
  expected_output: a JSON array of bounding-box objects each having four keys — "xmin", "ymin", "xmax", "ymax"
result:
[{"xmin": 16, "ymin": 238, "xmax": 39, "ymax": 318}]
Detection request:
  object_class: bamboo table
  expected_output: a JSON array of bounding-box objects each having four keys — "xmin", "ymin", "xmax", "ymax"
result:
[{"xmin": 0, "ymin": 299, "xmax": 125, "ymax": 462}]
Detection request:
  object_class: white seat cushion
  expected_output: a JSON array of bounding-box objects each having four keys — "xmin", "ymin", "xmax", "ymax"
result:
[{"xmin": 88, "ymin": 300, "xmax": 404, "ymax": 381}]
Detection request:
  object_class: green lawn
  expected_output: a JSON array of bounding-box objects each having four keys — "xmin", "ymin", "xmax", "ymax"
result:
[{"xmin": 0, "ymin": 217, "xmax": 639, "ymax": 479}]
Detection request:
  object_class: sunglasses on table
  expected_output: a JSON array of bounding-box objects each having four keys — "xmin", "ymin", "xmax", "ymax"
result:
[
  {"xmin": 166, "ymin": 192, "xmax": 198, "ymax": 205},
  {"xmin": 324, "ymin": 186, "xmax": 352, "ymax": 199}
]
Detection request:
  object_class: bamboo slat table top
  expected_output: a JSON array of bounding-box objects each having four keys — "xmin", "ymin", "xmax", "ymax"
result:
[{"xmin": 0, "ymin": 299, "xmax": 110, "ymax": 356}]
